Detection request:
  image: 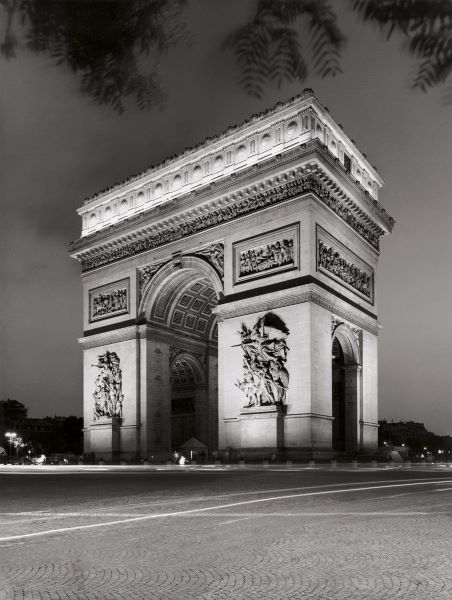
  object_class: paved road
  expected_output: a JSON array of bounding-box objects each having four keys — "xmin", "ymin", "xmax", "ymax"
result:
[{"xmin": 1, "ymin": 465, "xmax": 452, "ymax": 599}]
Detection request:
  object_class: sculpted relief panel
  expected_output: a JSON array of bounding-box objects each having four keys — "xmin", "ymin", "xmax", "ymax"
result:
[
  {"xmin": 92, "ymin": 351, "xmax": 124, "ymax": 420},
  {"xmin": 316, "ymin": 226, "xmax": 374, "ymax": 303},
  {"xmin": 234, "ymin": 224, "xmax": 299, "ymax": 284},
  {"xmin": 236, "ymin": 314, "xmax": 290, "ymax": 408},
  {"xmin": 89, "ymin": 279, "xmax": 129, "ymax": 322}
]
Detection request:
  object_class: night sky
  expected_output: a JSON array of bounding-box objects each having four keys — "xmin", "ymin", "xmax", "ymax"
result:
[{"xmin": 1, "ymin": 2, "xmax": 451, "ymax": 433}]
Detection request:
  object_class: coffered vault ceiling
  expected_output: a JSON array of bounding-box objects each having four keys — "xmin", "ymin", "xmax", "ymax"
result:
[{"xmin": 149, "ymin": 275, "xmax": 217, "ymax": 340}]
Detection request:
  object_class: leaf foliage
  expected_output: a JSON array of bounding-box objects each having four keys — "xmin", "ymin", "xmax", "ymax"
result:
[
  {"xmin": 1, "ymin": 0, "xmax": 189, "ymax": 112},
  {"xmin": 1, "ymin": 0, "xmax": 452, "ymax": 111},
  {"xmin": 352, "ymin": 0, "xmax": 452, "ymax": 91},
  {"xmin": 224, "ymin": 0, "xmax": 345, "ymax": 98}
]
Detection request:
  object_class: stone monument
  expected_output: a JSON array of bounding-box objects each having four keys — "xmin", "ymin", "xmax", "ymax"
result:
[{"xmin": 70, "ymin": 90, "xmax": 394, "ymax": 461}]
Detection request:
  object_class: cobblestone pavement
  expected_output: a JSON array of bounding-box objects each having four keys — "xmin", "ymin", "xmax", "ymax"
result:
[{"xmin": 1, "ymin": 466, "xmax": 452, "ymax": 599}]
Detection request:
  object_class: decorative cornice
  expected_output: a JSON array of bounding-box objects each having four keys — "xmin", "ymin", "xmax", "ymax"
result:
[
  {"xmin": 75, "ymin": 173, "xmax": 382, "ymax": 273},
  {"xmin": 71, "ymin": 139, "xmax": 392, "ymax": 255},
  {"xmin": 78, "ymin": 325, "xmax": 140, "ymax": 349}
]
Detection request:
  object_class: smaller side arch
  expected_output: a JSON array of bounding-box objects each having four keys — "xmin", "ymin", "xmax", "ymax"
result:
[
  {"xmin": 332, "ymin": 323, "xmax": 360, "ymax": 365},
  {"xmin": 170, "ymin": 352, "xmax": 206, "ymax": 387}
]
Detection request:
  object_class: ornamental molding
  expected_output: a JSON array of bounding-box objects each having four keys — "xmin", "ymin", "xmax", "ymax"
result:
[
  {"xmin": 70, "ymin": 139, "xmax": 392, "ymax": 257},
  {"xmin": 285, "ymin": 412, "xmax": 334, "ymax": 421},
  {"xmin": 75, "ymin": 170, "xmax": 384, "ymax": 273},
  {"xmin": 78, "ymin": 325, "xmax": 140, "ymax": 349},
  {"xmin": 214, "ymin": 285, "xmax": 379, "ymax": 335}
]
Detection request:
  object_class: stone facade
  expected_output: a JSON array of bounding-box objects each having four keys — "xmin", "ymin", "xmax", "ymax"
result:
[{"xmin": 71, "ymin": 90, "xmax": 393, "ymax": 461}]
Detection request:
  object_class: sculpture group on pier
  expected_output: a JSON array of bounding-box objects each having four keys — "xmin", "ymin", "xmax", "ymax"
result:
[
  {"xmin": 236, "ymin": 314, "xmax": 290, "ymax": 408},
  {"xmin": 93, "ymin": 351, "xmax": 124, "ymax": 420}
]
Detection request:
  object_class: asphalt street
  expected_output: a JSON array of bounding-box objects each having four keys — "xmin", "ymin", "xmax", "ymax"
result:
[{"xmin": 1, "ymin": 465, "xmax": 452, "ymax": 599}]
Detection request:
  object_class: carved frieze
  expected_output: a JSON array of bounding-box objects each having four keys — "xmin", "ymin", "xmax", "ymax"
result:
[
  {"xmin": 236, "ymin": 313, "xmax": 290, "ymax": 407},
  {"xmin": 89, "ymin": 279, "xmax": 129, "ymax": 322},
  {"xmin": 317, "ymin": 226, "xmax": 374, "ymax": 303},
  {"xmin": 79, "ymin": 175, "xmax": 380, "ymax": 272},
  {"xmin": 92, "ymin": 351, "xmax": 124, "ymax": 420},
  {"xmin": 233, "ymin": 224, "xmax": 299, "ymax": 284}
]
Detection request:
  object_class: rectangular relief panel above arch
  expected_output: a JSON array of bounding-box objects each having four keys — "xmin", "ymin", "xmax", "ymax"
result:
[{"xmin": 232, "ymin": 223, "xmax": 300, "ymax": 286}]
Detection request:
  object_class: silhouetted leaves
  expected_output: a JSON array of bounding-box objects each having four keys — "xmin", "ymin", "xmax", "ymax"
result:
[
  {"xmin": 1, "ymin": 0, "xmax": 452, "ymax": 111},
  {"xmin": 1, "ymin": 0, "xmax": 189, "ymax": 112},
  {"xmin": 352, "ymin": 0, "xmax": 452, "ymax": 91},
  {"xmin": 224, "ymin": 0, "xmax": 345, "ymax": 98}
]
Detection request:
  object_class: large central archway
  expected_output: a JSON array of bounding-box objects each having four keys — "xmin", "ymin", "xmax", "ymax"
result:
[{"xmin": 140, "ymin": 256, "xmax": 222, "ymax": 457}]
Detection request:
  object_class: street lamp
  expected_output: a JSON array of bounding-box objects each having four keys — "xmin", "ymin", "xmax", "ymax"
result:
[{"xmin": 5, "ymin": 432, "xmax": 17, "ymax": 456}]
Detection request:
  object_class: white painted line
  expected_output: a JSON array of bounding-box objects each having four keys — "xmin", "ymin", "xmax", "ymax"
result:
[
  {"xmin": 217, "ymin": 516, "xmax": 260, "ymax": 526},
  {"xmin": 0, "ymin": 478, "xmax": 449, "ymax": 543}
]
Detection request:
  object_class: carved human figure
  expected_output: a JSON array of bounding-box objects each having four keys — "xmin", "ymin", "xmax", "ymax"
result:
[
  {"xmin": 92, "ymin": 288, "xmax": 127, "ymax": 318},
  {"xmin": 239, "ymin": 237, "xmax": 294, "ymax": 278},
  {"xmin": 92, "ymin": 351, "xmax": 124, "ymax": 420},
  {"xmin": 235, "ymin": 316, "xmax": 290, "ymax": 407}
]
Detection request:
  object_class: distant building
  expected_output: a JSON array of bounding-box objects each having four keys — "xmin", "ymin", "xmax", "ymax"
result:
[
  {"xmin": 379, "ymin": 419, "xmax": 452, "ymax": 457},
  {"xmin": 0, "ymin": 398, "xmax": 28, "ymax": 431},
  {"xmin": 0, "ymin": 399, "xmax": 83, "ymax": 455}
]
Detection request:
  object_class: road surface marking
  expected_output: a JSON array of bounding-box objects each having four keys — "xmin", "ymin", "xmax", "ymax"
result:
[
  {"xmin": 217, "ymin": 515, "xmax": 260, "ymax": 526},
  {"xmin": 0, "ymin": 478, "xmax": 449, "ymax": 543}
]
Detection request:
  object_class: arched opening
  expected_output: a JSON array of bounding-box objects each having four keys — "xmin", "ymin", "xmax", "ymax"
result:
[
  {"xmin": 170, "ymin": 354, "xmax": 205, "ymax": 448},
  {"xmin": 141, "ymin": 256, "xmax": 221, "ymax": 456},
  {"xmin": 332, "ymin": 337, "xmax": 346, "ymax": 451},
  {"xmin": 332, "ymin": 324, "xmax": 361, "ymax": 453}
]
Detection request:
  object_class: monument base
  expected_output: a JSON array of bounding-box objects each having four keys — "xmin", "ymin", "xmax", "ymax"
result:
[
  {"xmin": 87, "ymin": 416, "xmax": 121, "ymax": 462},
  {"xmin": 240, "ymin": 404, "xmax": 286, "ymax": 452}
]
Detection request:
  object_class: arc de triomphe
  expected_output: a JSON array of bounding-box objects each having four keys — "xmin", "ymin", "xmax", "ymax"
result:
[{"xmin": 70, "ymin": 90, "xmax": 394, "ymax": 461}]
